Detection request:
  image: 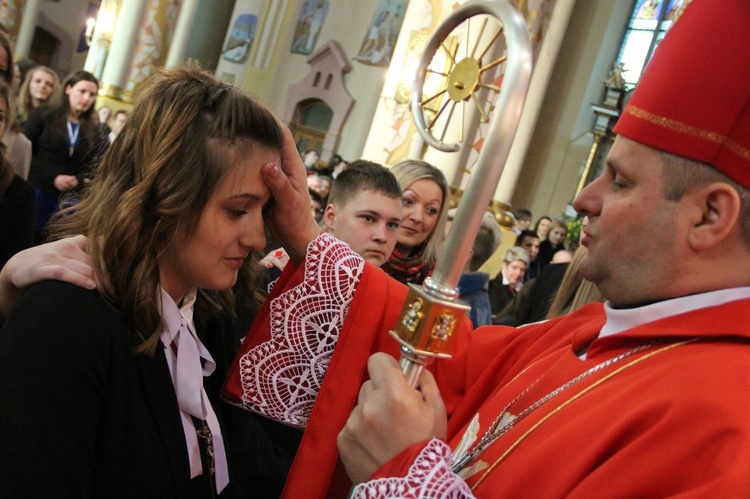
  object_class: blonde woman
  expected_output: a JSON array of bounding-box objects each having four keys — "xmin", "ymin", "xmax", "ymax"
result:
[
  {"xmin": 381, "ymin": 159, "xmax": 450, "ymax": 285},
  {"xmin": 16, "ymin": 65, "xmax": 60, "ymax": 126}
]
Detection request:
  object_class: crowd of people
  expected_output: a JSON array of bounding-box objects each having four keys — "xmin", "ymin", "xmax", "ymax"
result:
[
  {"xmin": 0, "ymin": 29, "xmax": 130, "ymax": 266},
  {"xmin": 1, "ymin": 0, "xmax": 749, "ymax": 496}
]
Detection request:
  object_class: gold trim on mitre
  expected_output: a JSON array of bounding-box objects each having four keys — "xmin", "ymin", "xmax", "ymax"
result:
[{"xmin": 624, "ymin": 104, "xmax": 750, "ymax": 161}]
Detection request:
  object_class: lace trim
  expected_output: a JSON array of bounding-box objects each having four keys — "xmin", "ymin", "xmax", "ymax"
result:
[
  {"xmin": 237, "ymin": 233, "xmax": 364, "ymax": 427},
  {"xmin": 348, "ymin": 439, "xmax": 472, "ymax": 498}
]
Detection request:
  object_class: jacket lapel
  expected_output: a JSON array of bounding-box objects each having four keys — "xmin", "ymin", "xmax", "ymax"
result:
[{"xmin": 135, "ymin": 347, "xmax": 190, "ymax": 497}]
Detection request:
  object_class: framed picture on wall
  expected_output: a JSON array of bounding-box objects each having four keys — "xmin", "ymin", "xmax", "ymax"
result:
[
  {"xmin": 216, "ymin": 0, "xmax": 268, "ymax": 86},
  {"xmin": 354, "ymin": 0, "xmax": 408, "ymax": 67},
  {"xmin": 222, "ymin": 14, "xmax": 258, "ymax": 63},
  {"xmin": 291, "ymin": 0, "xmax": 330, "ymax": 55}
]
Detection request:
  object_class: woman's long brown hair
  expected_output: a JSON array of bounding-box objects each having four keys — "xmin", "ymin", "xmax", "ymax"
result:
[{"xmin": 51, "ymin": 63, "xmax": 282, "ymax": 353}]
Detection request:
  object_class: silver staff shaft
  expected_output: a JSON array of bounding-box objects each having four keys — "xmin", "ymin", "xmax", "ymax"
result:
[{"xmin": 392, "ymin": 0, "xmax": 533, "ymax": 385}]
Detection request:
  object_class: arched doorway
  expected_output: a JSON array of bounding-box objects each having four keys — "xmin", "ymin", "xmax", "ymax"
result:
[{"xmin": 292, "ymin": 97, "xmax": 333, "ymax": 157}]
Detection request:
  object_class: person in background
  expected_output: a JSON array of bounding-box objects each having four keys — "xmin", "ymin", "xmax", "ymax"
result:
[
  {"xmin": 14, "ymin": 58, "xmax": 38, "ymax": 93},
  {"xmin": 107, "ymin": 109, "xmax": 127, "ymax": 144},
  {"xmin": 96, "ymin": 106, "xmax": 112, "ymax": 135},
  {"xmin": 263, "ymin": 160, "xmax": 402, "ymax": 270},
  {"xmin": 381, "ymin": 159, "xmax": 450, "ymax": 285},
  {"xmin": 16, "ymin": 66, "xmax": 59, "ymax": 126},
  {"xmin": 24, "ymin": 70, "xmax": 106, "ymax": 241},
  {"xmin": 545, "ymin": 246, "xmax": 604, "ymax": 319},
  {"xmin": 513, "ymin": 228, "xmax": 540, "ymax": 280},
  {"xmin": 487, "ymin": 246, "xmax": 529, "ymax": 320},
  {"xmin": 537, "ymin": 218, "xmax": 568, "ymax": 268},
  {"xmin": 329, "ymin": 153, "xmax": 348, "ymax": 178},
  {"xmin": 309, "ymin": 187, "xmax": 324, "ymax": 223},
  {"xmin": 511, "ymin": 208, "xmax": 532, "ymax": 235},
  {"xmin": 0, "ymin": 80, "xmax": 35, "ymax": 269},
  {"xmin": 316, "ymin": 174, "xmax": 333, "ymax": 203},
  {"xmin": 0, "ymin": 31, "xmax": 31, "ymax": 182},
  {"xmin": 306, "ymin": 171, "xmax": 319, "ymax": 191},
  {"xmin": 533, "ymin": 215, "xmax": 552, "ymax": 240},
  {"xmin": 337, "ymin": 1, "xmax": 750, "ymax": 495},
  {"xmin": 502, "ymin": 248, "xmax": 574, "ymax": 326},
  {"xmin": 302, "ymin": 149, "xmax": 319, "ymax": 175},
  {"xmin": 322, "ymin": 160, "xmax": 402, "ymax": 267},
  {"xmin": 447, "ymin": 209, "xmax": 503, "ymax": 328}
]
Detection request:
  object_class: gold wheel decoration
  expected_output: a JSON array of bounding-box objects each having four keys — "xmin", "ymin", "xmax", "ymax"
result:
[
  {"xmin": 411, "ymin": 0, "xmax": 528, "ymax": 153},
  {"xmin": 392, "ymin": 0, "xmax": 533, "ymax": 389}
]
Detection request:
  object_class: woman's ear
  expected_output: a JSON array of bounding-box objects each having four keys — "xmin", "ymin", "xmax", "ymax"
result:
[{"xmin": 688, "ymin": 182, "xmax": 741, "ymax": 251}]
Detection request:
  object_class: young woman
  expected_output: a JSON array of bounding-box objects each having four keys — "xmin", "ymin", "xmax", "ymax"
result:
[
  {"xmin": 381, "ymin": 159, "xmax": 450, "ymax": 285},
  {"xmin": 0, "ymin": 81, "xmax": 35, "ymax": 269},
  {"xmin": 0, "ymin": 65, "xmax": 309, "ymax": 496},
  {"xmin": 537, "ymin": 218, "xmax": 568, "ymax": 268},
  {"xmin": 24, "ymin": 70, "xmax": 106, "ymax": 240},
  {"xmin": 533, "ymin": 214, "xmax": 552, "ymax": 241},
  {"xmin": 16, "ymin": 65, "xmax": 60, "ymax": 125}
]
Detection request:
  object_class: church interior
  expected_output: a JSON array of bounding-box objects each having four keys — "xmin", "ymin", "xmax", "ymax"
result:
[{"xmin": 3, "ymin": 0, "xmax": 670, "ymax": 247}]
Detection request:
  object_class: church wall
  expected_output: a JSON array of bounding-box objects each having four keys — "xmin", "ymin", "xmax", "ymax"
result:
[
  {"xmin": 238, "ymin": 0, "xmax": 630, "ymax": 214},
  {"xmin": 31, "ymin": 0, "xmax": 633, "ymax": 222},
  {"xmin": 37, "ymin": 0, "xmax": 90, "ymax": 75},
  {"xmin": 511, "ymin": 0, "xmax": 629, "ymax": 221},
  {"xmin": 241, "ymin": 0, "xmax": 390, "ymax": 163}
]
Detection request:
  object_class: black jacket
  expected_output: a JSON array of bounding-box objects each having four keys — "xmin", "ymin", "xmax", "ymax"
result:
[
  {"xmin": 0, "ymin": 280, "xmax": 293, "ymax": 497},
  {"xmin": 23, "ymin": 106, "xmax": 106, "ymax": 195}
]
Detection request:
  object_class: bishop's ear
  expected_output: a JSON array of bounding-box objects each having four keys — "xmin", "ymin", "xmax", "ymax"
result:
[{"xmin": 688, "ymin": 182, "xmax": 742, "ymax": 251}]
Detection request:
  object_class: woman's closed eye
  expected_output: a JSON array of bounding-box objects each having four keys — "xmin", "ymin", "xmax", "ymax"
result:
[{"xmin": 225, "ymin": 208, "xmax": 249, "ymax": 218}]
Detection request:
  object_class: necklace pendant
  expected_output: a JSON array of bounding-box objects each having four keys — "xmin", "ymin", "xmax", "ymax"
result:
[
  {"xmin": 196, "ymin": 422, "xmax": 216, "ymax": 475},
  {"xmin": 69, "ymin": 146, "xmax": 74, "ymax": 158}
]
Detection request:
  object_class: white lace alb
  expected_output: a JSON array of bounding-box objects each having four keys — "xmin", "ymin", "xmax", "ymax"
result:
[
  {"xmin": 350, "ymin": 439, "xmax": 475, "ymax": 499},
  {"xmin": 237, "ymin": 233, "xmax": 365, "ymax": 427}
]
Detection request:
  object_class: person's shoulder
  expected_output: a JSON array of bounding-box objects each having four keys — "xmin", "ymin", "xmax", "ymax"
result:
[
  {"xmin": 22, "ymin": 279, "xmax": 101, "ymax": 303},
  {"xmin": 27, "ymin": 104, "xmax": 54, "ymax": 120},
  {"xmin": 0, "ymin": 282, "xmax": 133, "ymax": 394},
  {"xmin": 458, "ymin": 271, "xmax": 490, "ymax": 293},
  {"xmin": 10, "ymin": 281, "xmax": 128, "ymax": 346},
  {"xmin": 22, "ymin": 106, "xmax": 54, "ymax": 136},
  {"xmin": 12, "ymin": 130, "xmax": 31, "ymax": 146}
]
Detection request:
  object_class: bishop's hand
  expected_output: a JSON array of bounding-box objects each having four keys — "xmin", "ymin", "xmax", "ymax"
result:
[
  {"xmin": 261, "ymin": 123, "xmax": 321, "ymax": 265},
  {"xmin": 337, "ymin": 352, "xmax": 448, "ymax": 484}
]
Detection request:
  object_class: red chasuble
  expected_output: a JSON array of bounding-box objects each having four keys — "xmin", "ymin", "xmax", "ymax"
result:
[
  {"xmin": 358, "ymin": 299, "xmax": 750, "ymax": 497},
  {"xmin": 223, "ymin": 233, "xmax": 471, "ymax": 497}
]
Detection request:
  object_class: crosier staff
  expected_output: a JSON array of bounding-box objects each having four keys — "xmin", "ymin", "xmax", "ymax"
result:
[{"xmin": 391, "ymin": 0, "xmax": 533, "ymax": 387}]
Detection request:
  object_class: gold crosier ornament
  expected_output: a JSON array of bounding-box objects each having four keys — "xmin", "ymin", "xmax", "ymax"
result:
[{"xmin": 390, "ymin": 0, "xmax": 533, "ymax": 387}]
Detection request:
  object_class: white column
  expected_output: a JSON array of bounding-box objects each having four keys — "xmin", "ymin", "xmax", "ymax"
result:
[
  {"xmin": 254, "ymin": 0, "xmax": 287, "ymax": 69},
  {"xmin": 165, "ymin": 0, "xmax": 200, "ymax": 68},
  {"xmin": 84, "ymin": 45, "xmax": 101, "ymax": 75},
  {"xmin": 494, "ymin": 0, "xmax": 576, "ymax": 202},
  {"xmin": 100, "ymin": 0, "xmax": 147, "ymax": 98},
  {"xmin": 14, "ymin": 0, "xmax": 41, "ymax": 58}
]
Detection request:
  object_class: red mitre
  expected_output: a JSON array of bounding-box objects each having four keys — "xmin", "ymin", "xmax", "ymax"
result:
[{"xmin": 614, "ymin": 0, "xmax": 750, "ymax": 188}]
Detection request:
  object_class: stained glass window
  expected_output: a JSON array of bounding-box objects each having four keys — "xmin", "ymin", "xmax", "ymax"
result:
[{"xmin": 615, "ymin": 0, "xmax": 685, "ymax": 88}]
